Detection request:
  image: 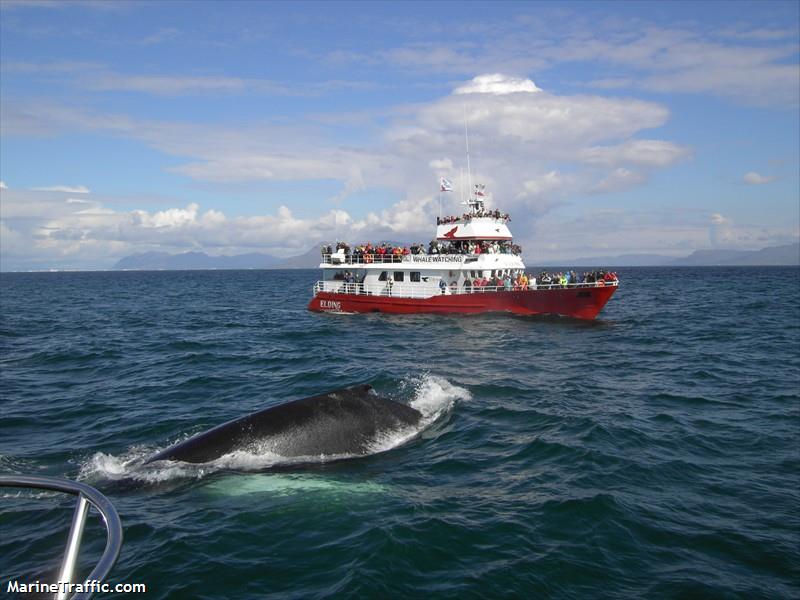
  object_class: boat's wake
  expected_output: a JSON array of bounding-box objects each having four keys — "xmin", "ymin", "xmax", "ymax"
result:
[{"xmin": 79, "ymin": 375, "xmax": 468, "ymax": 485}]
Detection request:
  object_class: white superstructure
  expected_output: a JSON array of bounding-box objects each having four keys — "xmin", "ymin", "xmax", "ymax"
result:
[{"xmin": 316, "ymin": 186, "xmax": 526, "ymax": 299}]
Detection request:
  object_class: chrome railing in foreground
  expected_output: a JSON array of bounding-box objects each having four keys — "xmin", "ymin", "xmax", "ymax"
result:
[{"xmin": 0, "ymin": 475, "xmax": 123, "ymax": 600}]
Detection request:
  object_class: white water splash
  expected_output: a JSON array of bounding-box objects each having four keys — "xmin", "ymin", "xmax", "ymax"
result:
[
  {"xmin": 409, "ymin": 374, "xmax": 471, "ymax": 419},
  {"xmin": 369, "ymin": 374, "xmax": 470, "ymax": 454},
  {"xmin": 79, "ymin": 445, "xmax": 210, "ymax": 484},
  {"xmin": 79, "ymin": 375, "xmax": 469, "ymax": 484}
]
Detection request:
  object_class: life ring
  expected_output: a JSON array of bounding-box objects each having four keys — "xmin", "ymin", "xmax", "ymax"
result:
[
  {"xmin": 597, "ymin": 280, "xmax": 605, "ymax": 287},
  {"xmin": 365, "ymin": 254, "xmax": 373, "ymax": 263}
]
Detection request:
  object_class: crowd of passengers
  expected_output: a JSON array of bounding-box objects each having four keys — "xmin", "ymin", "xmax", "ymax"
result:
[
  {"xmin": 328, "ymin": 269, "xmax": 618, "ymax": 294},
  {"xmin": 322, "ymin": 239, "xmax": 523, "ymax": 261},
  {"xmin": 531, "ymin": 270, "xmax": 618, "ymax": 287},
  {"xmin": 436, "ymin": 209, "xmax": 510, "ymax": 225},
  {"xmin": 466, "ymin": 270, "xmax": 618, "ymax": 292}
]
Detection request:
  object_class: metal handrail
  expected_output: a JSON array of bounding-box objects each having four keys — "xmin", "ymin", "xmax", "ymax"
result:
[
  {"xmin": 0, "ymin": 475, "xmax": 123, "ymax": 600},
  {"xmin": 320, "ymin": 251, "xmax": 521, "ymax": 264},
  {"xmin": 312, "ymin": 279, "xmax": 618, "ymax": 298},
  {"xmin": 436, "ymin": 214, "xmax": 510, "ymax": 224},
  {"xmin": 313, "ymin": 281, "xmax": 439, "ymax": 299}
]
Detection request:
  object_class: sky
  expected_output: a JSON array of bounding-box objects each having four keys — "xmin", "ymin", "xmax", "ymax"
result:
[{"xmin": 1, "ymin": 0, "xmax": 798, "ymax": 270}]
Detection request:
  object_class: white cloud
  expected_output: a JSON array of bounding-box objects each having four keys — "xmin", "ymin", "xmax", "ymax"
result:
[
  {"xmin": 404, "ymin": 85, "xmax": 674, "ymax": 149},
  {"xmin": 718, "ymin": 27, "xmax": 798, "ymax": 42},
  {"xmin": 376, "ymin": 76, "xmax": 686, "ymax": 208},
  {"xmin": 32, "ymin": 185, "xmax": 91, "ymax": 194},
  {"xmin": 0, "ymin": 187, "xmax": 415, "ymax": 268},
  {"xmin": 429, "ymin": 158, "xmax": 453, "ymax": 171},
  {"xmin": 580, "ymin": 140, "xmax": 689, "ymax": 168},
  {"xmin": 2, "ymin": 61, "xmax": 105, "ymax": 75},
  {"xmin": 140, "ymin": 27, "xmax": 182, "ymax": 46},
  {"xmin": 88, "ymin": 74, "xmax": 248, "ymax": 95},
  {"xmin": 0, "ymin": 181, "xmax": 7, "ymax": 189},
  {"xmin": 325, "ymin": 19, "xmax": 799, "ymax": 107},
  {"xmin": 520, "ymin": 171, "xmax": 564, "ymax": 198},
  {"xmin": 454, "ymin": 74, "xmax": 542, "ymax": 95},
  {"xmin": 591, "ymin": 168, "xmax": 647, "ymax": 194},
  {"xmin": 130, "ymin": 203, "xmax": 201, "ymax": 228},
  {"xmin": 0, "ymin": 74, "xmax": 694, "ymax": 267},
  {"xmin": 710, "ymin": 212, "xmax": 728, "ymax": 226},
  {"xmin": 743, "ymin": 171, "xmax": 776, "ymax": 185},
  {"xmin": 709, "ymin": 212, "xmax": 754, "ymax": 248},
  {"xmin": 0, "ymin": 0, "xmax": 118, "ymax": 9},
  {"xmin": 3, "ymin": 187, "xmax": 796, "ymax": 270},
  {"xmin": 2, "ymin": 60, "xmax": 380, "ymax": 98},
  {"xmin": 547, "ymin": 25, "xmax": 800, "ymax": 106},
  {"xmin": 526, "ymin": 208, "xmax": 799, "ymax": 261},
  {"xmin": 586, "ymin": 78, "xmax": 634, "ymax": 90},
  {"xmin": 11, "ymin": 74, "xmax": 686, "ymax": 224},
  {"xmin": 705, "ymin": 212, "xmax": 794, "ymax": 249},
  {"xmin": 7, "ymin": 74, "xmax": 683, "ymax": 204}
]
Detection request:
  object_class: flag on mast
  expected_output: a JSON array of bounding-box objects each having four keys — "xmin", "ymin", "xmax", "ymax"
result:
[
  {"xmin": 474, "ymin": 183, "xmax": 486, "ymax": 197},
  {"xmin": 440, "ymin": 177, "xmax": 453, "ymax": 192}
]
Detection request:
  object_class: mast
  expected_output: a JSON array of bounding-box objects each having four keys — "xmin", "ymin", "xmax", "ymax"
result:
[
  {"xmin": 459, "ymin": 166, "xmax": 464, "ymax": 207},
  {"xmin": 463, "ymin": 104, "xmax": 473, "ymax": 211}
]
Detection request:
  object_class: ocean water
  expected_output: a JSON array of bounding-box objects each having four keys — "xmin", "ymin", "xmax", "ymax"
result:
[{"xmin": 1, "ymin": 267, "xmax": 798, "ymax": 599}]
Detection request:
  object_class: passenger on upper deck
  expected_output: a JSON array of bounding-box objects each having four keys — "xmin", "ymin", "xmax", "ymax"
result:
[
  {"xmin": 436, "ymin": 210, "xmax": 510, "ymax": 225},
  {"xmin": 322, "ymin": 237, "xmax": 524, "ymax": 263}
]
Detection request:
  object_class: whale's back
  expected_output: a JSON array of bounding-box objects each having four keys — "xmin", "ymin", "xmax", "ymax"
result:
[{"xmin": 146, "ymin": 384, "xmax": 422, "ymax": 464}]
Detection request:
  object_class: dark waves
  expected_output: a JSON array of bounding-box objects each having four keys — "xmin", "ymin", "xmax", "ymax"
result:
[{"xmin": 1, "ymin": 267, "xmax": 798, "ymax": 598}]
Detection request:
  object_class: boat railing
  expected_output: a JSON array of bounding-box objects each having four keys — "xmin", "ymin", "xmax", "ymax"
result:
[
  {"xmin": 313, "ymin": 279, "xmax": 618, "ymax": 297},
  {"xmin": 320, "ymin": 251, "xmax": 519, "ymax": 265},
  {"xmin": 323, "ymin": 252, "xmax": 405, "ymax": 264},
  {"xmin": 313, "ymin": 281, "xmax": 438, "ymax": 299},
  {"xmin": 436, "ymin": 213, "xmax": 510, "ymax": 225},
  {"xmin": 0, "ymin": 474, "xmax": 123, "ymax": 600}
]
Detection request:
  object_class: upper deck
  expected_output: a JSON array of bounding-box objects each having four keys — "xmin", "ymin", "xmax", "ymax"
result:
[
  {"xmin": 320, "ymin": 183, "xmax": 521, "ymax": 270},
  {"xmin": 436, "ymin": 215, "xmax": 512, "ymax": 241},
  {"xmin": 320, "ymin": 243, "xmax": 524, "ymax": 270}
]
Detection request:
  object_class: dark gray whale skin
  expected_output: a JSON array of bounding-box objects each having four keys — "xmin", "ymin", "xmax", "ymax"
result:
[{"xmin": 145, "ymin": 384, "xmax": 422, "ymax": 464}]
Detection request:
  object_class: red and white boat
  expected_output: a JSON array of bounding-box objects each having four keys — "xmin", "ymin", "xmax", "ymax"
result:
[{"xmin": 308, "ymin": 185, "xmax": 618, "ymax": 319}]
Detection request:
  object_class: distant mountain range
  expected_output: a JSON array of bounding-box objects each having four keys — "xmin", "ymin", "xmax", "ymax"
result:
[
  {"xmin": 667, "ymin": 243, "xmax": 800, "ymax": 266},
  {"xmin": 538, "ymin": 253, "xmax": 675, "ymax": 267},
  {"xmin": 114, "ymin": 251, "xmax": 284, "ymax": 270},
  {"xmin": 113, "ymin": 242, "xmax": 800, "ymax": 270},
  {"xmin": 539, "ymin": 243, "xmax": 799, "ymax": 267}
]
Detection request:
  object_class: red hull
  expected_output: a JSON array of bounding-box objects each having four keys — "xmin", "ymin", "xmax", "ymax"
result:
[{"xmin": 308, "ymin": 285, "xmax": 617, "ymax": 320}]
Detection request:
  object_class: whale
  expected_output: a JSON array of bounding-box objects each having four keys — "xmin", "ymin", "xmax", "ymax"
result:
[{"xmin": 145, "ymin": 384, "xmax": 423, "ymax": 464}]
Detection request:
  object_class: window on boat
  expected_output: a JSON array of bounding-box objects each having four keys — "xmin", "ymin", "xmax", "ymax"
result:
[
  {"xmin": 393, "ymin": 271, "xmax": 405, "ymax": 282},
  {"xmin": 410, "ymin": 271, "xmax": 421, "ymax": 282},
  {"xmin": 378, "ymin": 271, "xmax": 388, "ymax": 281}
]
